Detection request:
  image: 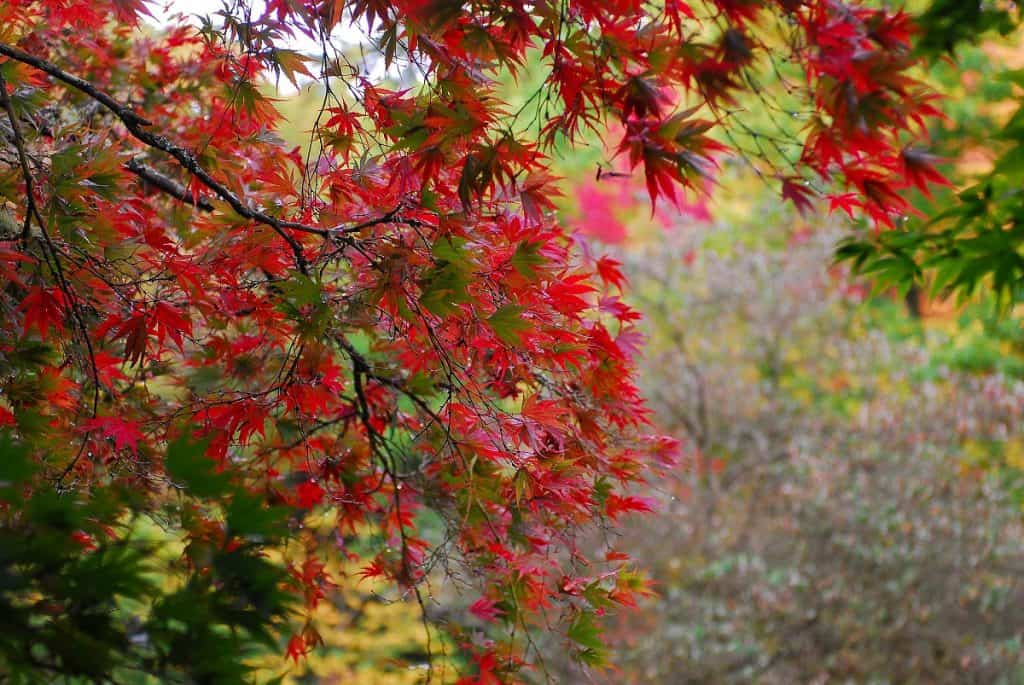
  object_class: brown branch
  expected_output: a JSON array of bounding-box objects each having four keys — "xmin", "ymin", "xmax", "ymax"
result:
[
  {"xmin": 337, "ymin": 336, "xmax": 448, "ymax": 428},
  {"xmin": 126, "ymin": 158, "xmax": 409, "ymax": 245},
  {"xmin": 0, "ymin": 69, "xmax": 38, "ymax": 241},
  {"xmin": 125, "ymin": 159, "xmax": 215, "ymax": 212},
  {"xmin": 0, "ymin": 71, "xmax": 103, "ymax": 487},
  {"xmin": 0, "ymin": 42, "xmax": 423, "ymax": 240},
  {"xmin": 0, "ymin": 41, "xmax": 326, "ymax": 273},
  {"xmin": 0, "ymin": 42, "xmax": 428, "ymax": 274}
]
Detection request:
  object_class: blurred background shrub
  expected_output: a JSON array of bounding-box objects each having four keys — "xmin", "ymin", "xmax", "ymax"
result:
[{"xmin": 530, "ymin": 207, "xmax": 1024, "ymax": 683}]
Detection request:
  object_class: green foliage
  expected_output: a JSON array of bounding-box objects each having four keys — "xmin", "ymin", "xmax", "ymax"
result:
[
  {"xmin": 0, "ymin": 433, "xmax": 297, "ymax": 684},
  {"xmin": 839, "ymin": 5, "xmax": 1024, "ymax": 310},
  {"xmin": 419, "ymin": 237, "xmax": 474, "ymax": 317},
  {"xmin": 914, "ymin": 0, "xmax": 1020, "ymax": 58},
  {"xmin": 488, "ymin": 305, "xmax": 529, "ymax": 345},
  {"xmin": 568, "ymin": 612, "xmax": 607, "ymax": 667}
]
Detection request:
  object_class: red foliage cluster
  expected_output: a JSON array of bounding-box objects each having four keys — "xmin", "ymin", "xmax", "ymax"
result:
[{"xmin": 0, "ymin": 0, "xmax": 943, "ymax": 680}]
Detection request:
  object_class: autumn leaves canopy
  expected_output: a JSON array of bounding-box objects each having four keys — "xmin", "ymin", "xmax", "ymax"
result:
[{"xmin": 0, "ymin": 0, "xmax": 946, "ymax": 681}]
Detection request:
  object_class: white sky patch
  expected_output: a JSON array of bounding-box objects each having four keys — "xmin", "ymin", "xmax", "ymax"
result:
[{"xmin": 142, "ymin": 0, "xmax": 393, "ymax": 95}]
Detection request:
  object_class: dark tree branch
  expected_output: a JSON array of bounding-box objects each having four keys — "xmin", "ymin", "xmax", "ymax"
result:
[
  {"xmin": 0, "ymin": 70, "xmax": 102, "ymax": 487},
  {"xmin": 0, "ymin": 40, "xmax": 314, "ymax": 272},
  {"xmin": 125, "ymin": 159, "xmax": 214, "ymax": 212},
  {"xmin": 0, "ymin": 42, "xmax": 435, "ymax": 277},
  {"xmin": 0, "ymin": 69, "xmax": 38, "ymax": 241}
]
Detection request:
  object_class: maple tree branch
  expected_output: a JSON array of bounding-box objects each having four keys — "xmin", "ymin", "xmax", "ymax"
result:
[
  {"xmin": 0, "ymin": 41, "xmax": 327, "ymax": 273},
  {"xmin": 1, "ymin": 74, "xmax": 101, "ymax": 489},
  {"xmin": 0, "ymin": 42, "xmax": 311, "ymax": 270},
  {"xmin": 0, "ymin": 69, "xmax": 39, "ymax": 241},
  {"xmin": 337, "ymin": 336, "xmax": 448, "ymax": 428},
  {"xmin": 0, "ymin": 42, "xmax": 420, "ymax": 255},
  {"xmin": 0, "ymin": 70, "xmax": 101, "ymax": 428},
  {"xmin": 125, "ymin": 159, "xmax": 215, "ymax": 212}
]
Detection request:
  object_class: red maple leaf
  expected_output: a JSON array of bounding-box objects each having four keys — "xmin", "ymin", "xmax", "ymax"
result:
[
  {"xmin": 285, "ymin": 635, "xmax": 308, "ymax": 664},
  {"xmin": 781, "ymin": 178, "xmax": 818, "ymax": 216},
  {"xmin": 19, "ymin": 286, "xmax": 68, "ymax": 338},
  {"xmin": 901, "ymin": 147, "xmax": 950, "ymax": 197},
  {"xmin": 83, "ymin": 416, "xmax": 144, "ymax": 453},
  {"xmin": 296, "ymin": 480, "xmax": 326, "ymax": 508},
  {"xmin": 468, "ymin": 597, "xmax": 505, "ymax": 622}
]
